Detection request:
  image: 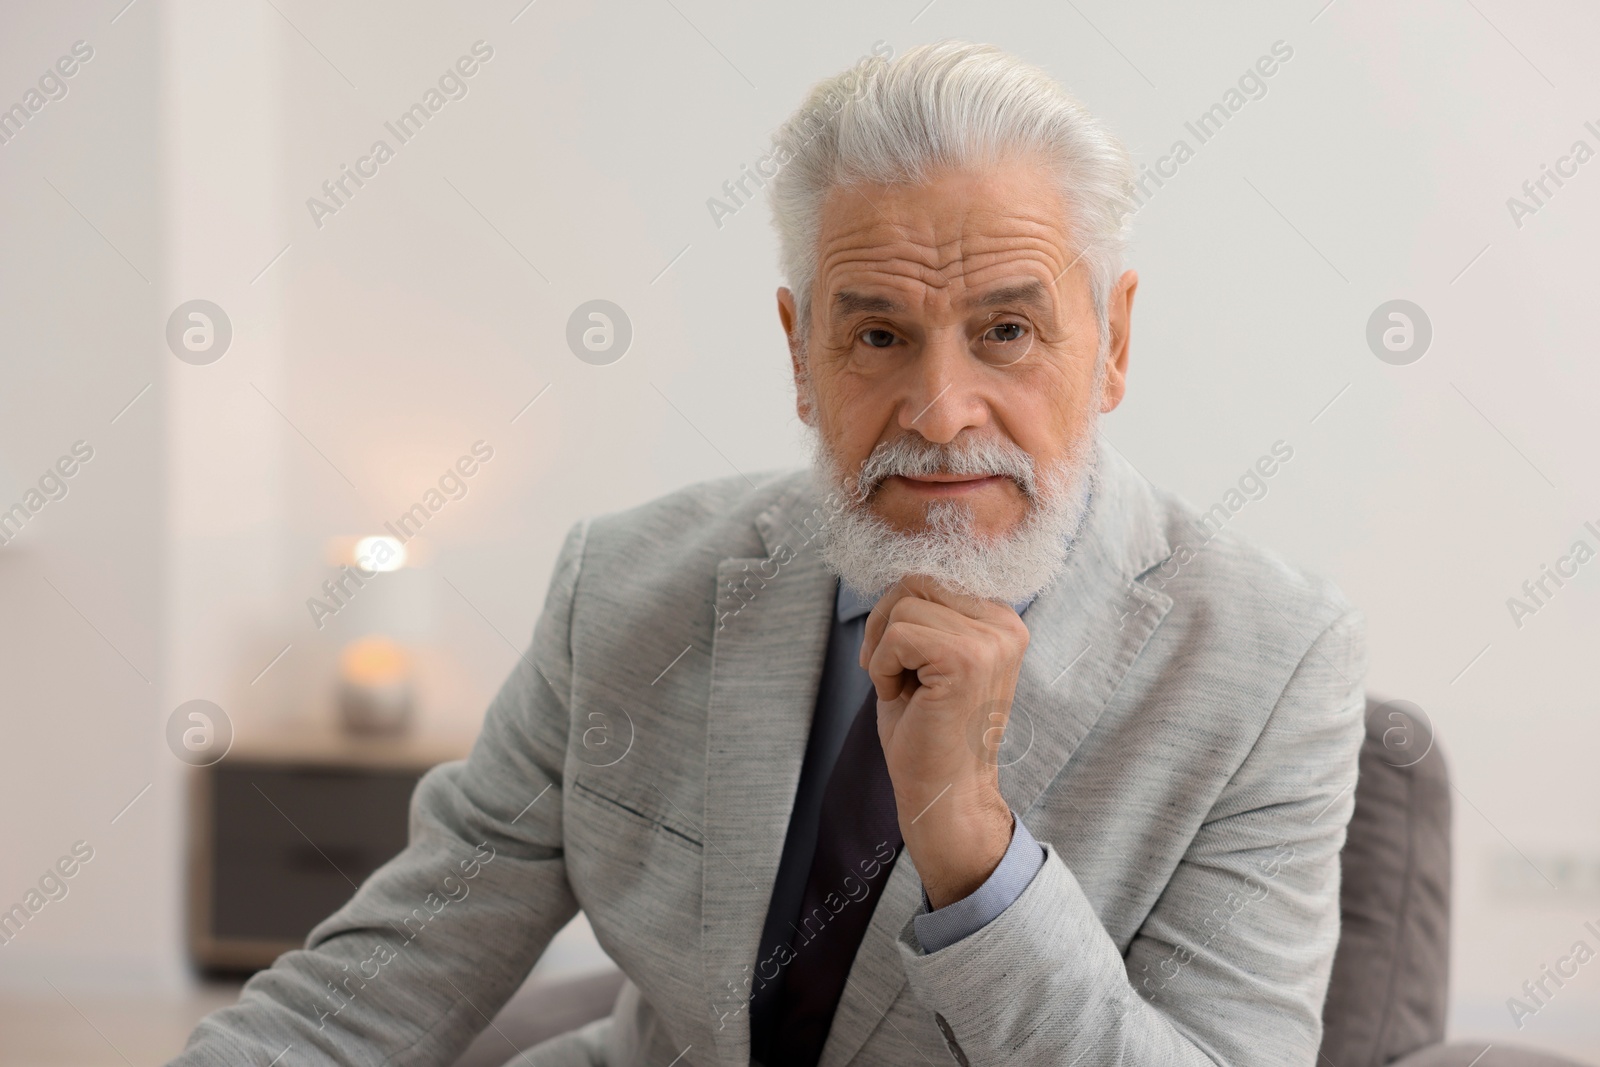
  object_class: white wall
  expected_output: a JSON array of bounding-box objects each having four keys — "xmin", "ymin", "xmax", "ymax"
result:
[
  {"xmin": 1, "ymin": 0, "xmax": 1597, "ymax": 1057},
  {"xmin": 0, "ymin": 0, "xmax": 170, "ymax": 990}
]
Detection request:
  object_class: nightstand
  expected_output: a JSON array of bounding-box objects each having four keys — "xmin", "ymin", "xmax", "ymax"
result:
[{"xmin": 187, "ymin": 728, "xmax": 471, "ymax": 973}]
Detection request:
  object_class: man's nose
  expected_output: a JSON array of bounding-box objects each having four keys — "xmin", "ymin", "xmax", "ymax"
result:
[{"xmin": 898, "ymin": 326, "xmax": 987, "ymax": 444}]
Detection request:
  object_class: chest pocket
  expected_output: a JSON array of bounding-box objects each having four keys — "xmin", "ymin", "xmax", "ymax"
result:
[{"xmin": 569, "ymin": 775, "xmax": 704, "ymax": 849}]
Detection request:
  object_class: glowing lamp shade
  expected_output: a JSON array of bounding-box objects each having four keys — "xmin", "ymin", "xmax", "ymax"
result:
[{"xmin": 354, "ymin": 535, "xmax": 407, "ymax": 573}]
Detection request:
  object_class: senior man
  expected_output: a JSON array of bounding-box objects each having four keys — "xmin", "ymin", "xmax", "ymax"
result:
[{"xmin": 173, "ymin": 40, "xmax": 1365, "ymax": 1067}]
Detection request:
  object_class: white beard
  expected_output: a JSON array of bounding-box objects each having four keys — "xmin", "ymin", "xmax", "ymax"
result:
[{"xmin": 804, "ymin": 419, "xmax": 1100, "ymax": 604}]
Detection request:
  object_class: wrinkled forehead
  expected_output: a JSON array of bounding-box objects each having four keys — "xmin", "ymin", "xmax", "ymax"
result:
[{"xmin": 811, "ymin": 166, "xmax": 1081, "ymax": 319}]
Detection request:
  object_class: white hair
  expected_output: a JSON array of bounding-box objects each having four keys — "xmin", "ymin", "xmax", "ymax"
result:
[{"xmin": 768, "ymin": 39, "xmax": 1137, "ymax": 354}]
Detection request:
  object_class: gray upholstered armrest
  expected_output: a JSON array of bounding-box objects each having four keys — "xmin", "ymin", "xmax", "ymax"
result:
[
  {"xmin": 1390, "ymin": 1043, "xmax": 1593, "ymax": 1067},
  {"xmin": 1319, "ymin": 702, "xmax": 1595, "ymax": 1067},
  {"xmin": 1320, "ymin": 698, "xmax": 1452, "ymax": 1067}
]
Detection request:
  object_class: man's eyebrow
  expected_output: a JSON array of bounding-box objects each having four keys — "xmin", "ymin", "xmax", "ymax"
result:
[
  {"xmin": 829, "ymin": 281, "xmax": 1054, "ymax": 317},
  {"xmin": 970, "ymin": 281, "xmax": 1053, "ymax": 313},
  {"xmin": 832, "ymin": 289, "xmax": 903, "ymax": 316}
]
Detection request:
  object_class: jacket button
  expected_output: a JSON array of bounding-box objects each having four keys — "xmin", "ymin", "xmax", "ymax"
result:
[{"xmin": 933, "ymin": 1012, "xmax": 971, "ymax": 1066}]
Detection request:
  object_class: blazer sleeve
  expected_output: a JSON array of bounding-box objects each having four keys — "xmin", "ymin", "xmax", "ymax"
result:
[
  {"xmin": 167, "ymin": 520, "xmax": 593, "ymax": 1067},
  {"xmin": 895, "ymin": 607, "xmax": 1368, "ymax": 1067}
]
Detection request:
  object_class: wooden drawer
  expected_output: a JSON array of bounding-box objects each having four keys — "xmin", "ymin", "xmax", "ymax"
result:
[{"xmin": 188, "ymin": 761, "xmax": 423, "ymax": 973}]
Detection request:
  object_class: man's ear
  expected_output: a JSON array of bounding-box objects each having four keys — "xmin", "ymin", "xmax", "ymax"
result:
[
  {"xmin": 777, "ymin": 287, "xmax": 815, "ymax": 426},
  {"xmin": 1099, "ymin": 268, "xmax": 1138, "ymax": 413}
]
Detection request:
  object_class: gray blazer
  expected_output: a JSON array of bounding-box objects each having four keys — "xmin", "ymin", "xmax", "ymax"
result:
[{"xmin": 171, "ymin": 444, "xmax": 1367, "ymax": 1067}]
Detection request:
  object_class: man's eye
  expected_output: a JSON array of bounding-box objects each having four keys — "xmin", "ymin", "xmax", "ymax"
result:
[
  {"xmin": 978, "ymin": 319, "xmax": 1033, "ymax": 365},
  {"xmin": 861, "ymin": 328, "xmax": 897, "ymax": 349}
]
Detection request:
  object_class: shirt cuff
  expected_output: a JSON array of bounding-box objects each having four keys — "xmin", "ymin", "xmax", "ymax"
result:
[{"xmin": 912, "ymin": 810, "xmax": 1047, "ymax": 953}]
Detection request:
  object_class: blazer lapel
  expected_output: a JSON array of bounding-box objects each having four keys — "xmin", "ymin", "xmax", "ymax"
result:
[
  {"xmin": 701, "ymin": 479, "xmax": 841, "ymax": 1067},
  {"xmin": 998, "ymin": 441, "xmax": 1176, "ymax": 818}
]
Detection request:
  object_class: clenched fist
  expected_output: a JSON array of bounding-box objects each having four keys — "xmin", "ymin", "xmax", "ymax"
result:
[{"xmin": 859, "ymin": 574, "xmax": 1029, "ymax": 909}]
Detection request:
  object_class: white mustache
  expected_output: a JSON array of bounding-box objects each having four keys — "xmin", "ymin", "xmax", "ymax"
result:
[{"xmin": 853, "ymin": 435, "xmax": 1039, "ymax": 501}]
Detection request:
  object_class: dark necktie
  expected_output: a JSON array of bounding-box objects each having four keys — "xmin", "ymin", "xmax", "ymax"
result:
[{"xmin": 750, "ymin": 688, "xmax": 905, "ymax": 1067}]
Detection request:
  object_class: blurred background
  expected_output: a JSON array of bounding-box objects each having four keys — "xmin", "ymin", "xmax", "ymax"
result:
[{"xmin": 1, "ymin": 0, "xmax": 1597, "ymax": 1062}]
